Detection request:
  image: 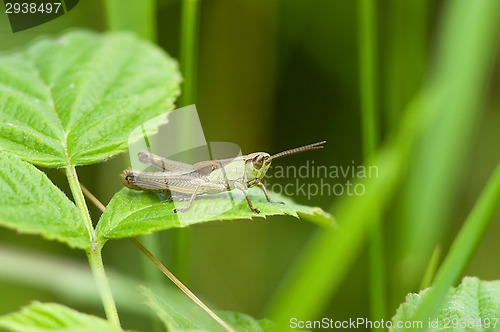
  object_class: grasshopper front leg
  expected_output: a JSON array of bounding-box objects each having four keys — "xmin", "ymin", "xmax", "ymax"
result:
[
  {"xmin": 256, "ymin": 182, "xmax": 284, "ymax": 205},
  {"xmin": 235, "ymin": 182, "xmax": 260, "ymax": 213}
]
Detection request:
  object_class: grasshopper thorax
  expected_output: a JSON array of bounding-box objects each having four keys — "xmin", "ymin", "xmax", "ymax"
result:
[{"xmin": 245, "ymin": 152, "xmax": 272, "ymax": 187}]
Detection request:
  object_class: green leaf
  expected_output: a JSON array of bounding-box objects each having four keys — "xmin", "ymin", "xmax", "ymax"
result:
[
  {"xmin": 141, "ymin": 286, "xmax": 273, "ymax": 332},
  {"xmin": 96, "ymin": 187, "xmax": 334, "ymax": 240},
  {"xmin": 392, "ymin": 277, "xmax": 500, "ymax": 331},
  {"xmin": 0, "ymin": 30, "xmax": 181, "ymax": 167},
  {"xmin": 0, "ymin": 302, "xmax": 117, "ymax": 332},
  {"xmin": 217, "ymin": 312, "xmax": 274, "ymax": 332},
  {"xmin": 0, "ymin": 151, "xmax": 90, "ymax": 249}
]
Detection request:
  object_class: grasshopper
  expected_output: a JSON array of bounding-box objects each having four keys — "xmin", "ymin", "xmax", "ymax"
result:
[{"xmin": 121, "ymin": 141, "xmax": 325, "ymax": 213}]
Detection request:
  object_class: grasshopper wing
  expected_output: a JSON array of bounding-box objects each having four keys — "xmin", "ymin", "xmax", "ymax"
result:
[
  {"xmin": 121, "ymin": 170, "xmax": 226, "ymax": 194},
  {"xmin": 192, "ymin": 157, "xmax": 239, "ymax": 176},
  {"xmin": 138, "ymin": 150, "xmax": 194, "ymax": 173}
]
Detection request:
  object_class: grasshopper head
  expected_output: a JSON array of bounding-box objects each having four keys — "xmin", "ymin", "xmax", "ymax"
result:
[
  {"xmin": 245, "ymin": 152, "xmax": 272, "ymax": 185},
  {"xmin": 244, "ymin": 141, "xmax": 326, "ymax": 187}
]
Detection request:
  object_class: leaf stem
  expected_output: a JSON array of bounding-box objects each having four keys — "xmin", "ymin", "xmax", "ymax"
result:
[
  {"xmin": 87, "ymin": 242, "xmax": 122, "ymax": 330},
  {"xmin": 66, "ymin": 167, "xmax": 121, "ymax": 330},
  {"xmin": 79, "ymin": 184, "xmax": 232, "ymax": 332},
  {"xmin": 65, "ymin": 165, "xmax": 95, "ymax": 242}
]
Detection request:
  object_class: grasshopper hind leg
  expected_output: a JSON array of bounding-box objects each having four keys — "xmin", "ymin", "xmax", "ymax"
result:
[{"xmin": 173, "ymin": 184, "xmax": 201, "ymax": 213}]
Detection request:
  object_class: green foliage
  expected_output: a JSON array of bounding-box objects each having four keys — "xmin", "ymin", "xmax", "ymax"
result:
[
  {"xmin": 410, "ymin": 161, "xmax": 500, "ymax": 324},
  {"xmin": 0, "ymin": 29, "xmax": 334, "ymax": 331},
  {"xmin": 0, "ymin": 151, "xmax": 89, "ymax": 249},
  {"xmin": 1, "ymin": 1, "xmax": 499, "ymax": 331},
  {"xmin": 0, "ymin": 30, "xmax": 181, "ymax": 167},
  {"xmin": 0, "ymin": 29, "xmax": 332, "ymax": 248},
  {"xmin": 265, "ymin": 0, "xmax": 500, "ymax": 325},
  {"xmin": 392, "ymin": 277, "xmax": 500, "ymax": 331},
  {"xmin": 142, "ymin": 286, "xmax": 273, "ymax": 332},
  {"xmin": 0, "ymin": 302, "xmax": 117, "ymax": 332},
  {"xmin": 397, "ymin": 0, "xmax": 500, "ymax": 295},
  {"xmin": 96, "ymin": 187, "xmax": 334, "ymax": 240}
]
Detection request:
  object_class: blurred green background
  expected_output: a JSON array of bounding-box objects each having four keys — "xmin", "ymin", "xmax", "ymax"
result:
[{"xmin": 1, "ymin": 0, "xmax": 500, "ymax": 331}]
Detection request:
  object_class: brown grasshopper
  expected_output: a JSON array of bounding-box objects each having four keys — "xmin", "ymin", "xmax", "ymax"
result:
[{"xmin": 121, "ymin": 141, "xmax": 325, "ymax": 213}]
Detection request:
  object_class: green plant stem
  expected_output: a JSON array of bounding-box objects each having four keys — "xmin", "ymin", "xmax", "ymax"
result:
[
  {"xmin": 358, "ymin": 0, "xmax": 386, "ymax": 324},
  {"xmin": 65, "ymin": 165, "xmax": 95, "ymax": 243},
  {"xmin": 412, "ymin": 161, "xmax": 500, "ymax": 328},
  {"xmin": 104, "ymin": 0, "xmax": 157, "ymax": 41},
  {"xmin": 419, "ymin": 245, "xmax": 441, "ymax": 290},
  {"xmin": 359, "ymin": 0, "xmax": 378, "ymax": 158},
  {"xmin": 172, "ymin": 0, "xmax": 202, "ymax": 284},
  {"xmin": 66, "ymin": 168, "xmax": 121, "ymax": 330},
  {"xmin": 384, "ymin": 0, "xmax": 428, "ymax": 129},
  {"xmin": 180, "ymin": 0, "xmax": 201, "ymax": 107},
  {"xmin": 87, "ymin": 242, "xmax": 122, "ymax": 331}
]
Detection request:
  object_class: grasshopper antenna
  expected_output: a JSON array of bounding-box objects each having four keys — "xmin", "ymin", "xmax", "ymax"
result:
[{"xmin": 271, "ymin": 141, "xmax": 326, "ymax": 160}]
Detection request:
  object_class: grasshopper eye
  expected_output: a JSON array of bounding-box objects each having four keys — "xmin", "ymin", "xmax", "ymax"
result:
[{"xmin": 252, "ymin": 155, "xmax": 265, "ymax": 170}]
